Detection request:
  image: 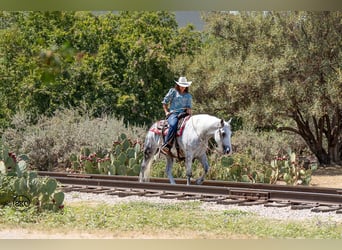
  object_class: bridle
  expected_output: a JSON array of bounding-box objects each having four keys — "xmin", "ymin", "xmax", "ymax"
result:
[{"xmin": 218, "ymin": 123, "xmax": 231, "ymax": 154}]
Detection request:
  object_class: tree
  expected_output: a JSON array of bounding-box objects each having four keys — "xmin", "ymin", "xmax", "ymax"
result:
[
  {"xmin": 188, "ymin": 11, "xmax": 342, "ymax": 165},
  {"xmin": 0, "ymin": 11, "xmax": 201, "ymax": 127},
  {"xmin": 108, "ymin": 11, "xmax": 201, "ymax": 125}
]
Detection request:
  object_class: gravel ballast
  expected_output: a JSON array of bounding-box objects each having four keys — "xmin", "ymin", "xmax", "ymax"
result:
[{"xmin": 64, "ymin": 191, "xmax": 342, "ymax": 223}]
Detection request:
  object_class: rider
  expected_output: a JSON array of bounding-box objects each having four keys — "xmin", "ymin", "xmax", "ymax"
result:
[{"xmin": 160, "ymin": 76, "xmax": 192, "ymax": 156}]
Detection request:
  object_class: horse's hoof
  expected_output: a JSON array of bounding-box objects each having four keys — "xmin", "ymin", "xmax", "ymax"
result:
[{"xmin": 195, "ymin": 179, "xmax": 204, "ymax": 185}]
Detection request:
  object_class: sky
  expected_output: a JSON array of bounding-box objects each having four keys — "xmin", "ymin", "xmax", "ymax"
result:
[{"xmin": 174, "ymin": 11, "xmax": 205, "ymax": 30}]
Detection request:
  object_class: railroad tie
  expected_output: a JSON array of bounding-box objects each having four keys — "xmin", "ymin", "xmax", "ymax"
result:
[
  {"xmin": 311, "ymin": 205, "xmax": 341, "ymax": 213},
  {"xmin": 217, "ymin": 199, "xmax": 245, "ymax": 205},
  {"xmin": 291, "ymin": 203, "xmax": 319, "ymax": 210},
  {"xmin": 238, "ymin": 200, "xmax": 269, "ymax": 206},
  {"xmin": 264, "ymin": 201, "xmax": 291, "ymax": 208}
]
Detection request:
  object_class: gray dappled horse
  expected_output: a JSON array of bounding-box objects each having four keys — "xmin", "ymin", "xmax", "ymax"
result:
[{"xmin": 139, "ymin": 114, "xmax": 232, "ymax": 185}]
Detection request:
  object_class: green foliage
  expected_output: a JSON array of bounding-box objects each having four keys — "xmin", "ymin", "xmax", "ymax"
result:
[
  {"xmin": 149, "ymin": 128, "xmax": 314, "ymax": 185},
  {"xmin": 70, "ymin": 133, "xmax": 143, "ymax": 176},
  {"xmin": 187, "ymin": 11, "xmax": 342, "ymax": 165},
  {"xmin": 150, "ymin": 151, "xmax": 314, "ymax": 186},
  {"xmin": 2, "ymin": 108, "xmax": 147, "ymax": 171},
  {"xmin": 3, "ymin": 107, "xmax": 316, "ymax": 185},
  {"xmin": 0, "ymin": 11, "xmax": 341, "ymax": 166},
  {"xmin": 0, "ymin": 11, "xmax": 201, "ymax": 127},
  {"xmin": 0, "ymin": 141, "xmax": 64, "ymax": 211},
  {"xmin": 231, "ymin": 129, "xmax": 310, "ymax": 164},
  {"xmin": 272, "ymin": 150, "xmax": 318, "ymax": 185},
  {"xmin": 205, "ymin": 153, "xmax": 279, "ymax": 184}
]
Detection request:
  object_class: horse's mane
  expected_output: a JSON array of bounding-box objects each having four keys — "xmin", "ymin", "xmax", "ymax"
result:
[
  {"xmin": 192, "ymin": 114, "xmax": 221, "ymax": 120},
  {"xmin": 191, "ymin": 114, "xmax": 221, "ymax": 124},
  {"xmin": 189, "ymin": 114, "xmax": 222, "ymax": 134}
]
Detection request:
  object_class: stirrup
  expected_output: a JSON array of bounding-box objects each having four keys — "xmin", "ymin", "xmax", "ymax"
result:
[{"xmin": 160, "ymin": 145, "xmax": 174, "ymax": 157}]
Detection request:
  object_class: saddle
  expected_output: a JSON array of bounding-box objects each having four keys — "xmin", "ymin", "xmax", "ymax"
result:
[
  {"xmin": 149, "ymin": 115, "xmax": 191, "ymax": 160},
  {"xmin": 149, "ymin": 114, "xmax": 190, "ymax": 137}
]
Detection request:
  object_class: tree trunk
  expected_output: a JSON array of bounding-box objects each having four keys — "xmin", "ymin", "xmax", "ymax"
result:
[
  {"xmin": 326, "ymin": 110, "xmax": 342, "ymax": 165},
  {"xmin": 279, "ymin": 109, "xmax": 342, "ymax": 166}
]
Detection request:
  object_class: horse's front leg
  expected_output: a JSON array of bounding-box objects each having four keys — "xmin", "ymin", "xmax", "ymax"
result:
[
  {"xmin": 196, "ymin": 154, "xmax": 210, "ymax": 185},
  {"xmin": 185, "ymin": 154, "xmax": 193, "ymax": 185},
  {"xmin": 165, "ymin": 156, "xmax": 176, "ymax": 184}
]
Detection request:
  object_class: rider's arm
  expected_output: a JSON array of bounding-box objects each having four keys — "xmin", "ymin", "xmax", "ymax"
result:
[
  {"xmin": 162, "ymin": 88, "xmax": 176, "ymax": 116},
  {"xmin": 185, "ymin": 94, "xmax": 192, "ymax": 115},
  {"xmin": 163, "ymin": 104, "xmax": 170, "ymax": 116}
]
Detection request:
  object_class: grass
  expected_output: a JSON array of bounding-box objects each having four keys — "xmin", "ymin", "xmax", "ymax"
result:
[{"xmin": 0, "ymin": 201, "xmax": 341, "ymax": 239}]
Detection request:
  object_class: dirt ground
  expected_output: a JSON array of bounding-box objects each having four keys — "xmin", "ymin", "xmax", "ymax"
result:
[{"xmin": 310, "ymin": 165, "xmax": 342, "ymax": 188}]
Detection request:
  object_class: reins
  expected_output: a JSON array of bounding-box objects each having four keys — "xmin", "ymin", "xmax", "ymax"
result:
[
  {"xmin": 191, "ymin": 116, "xmax": 205, "ymax": 144},
  {"xmin": 191, "ymin": 117, "xmax": 227, "ymax": 154},
  {"xmin": 191, "ymin": 116, "xmax": 223, "ymax": 150}
]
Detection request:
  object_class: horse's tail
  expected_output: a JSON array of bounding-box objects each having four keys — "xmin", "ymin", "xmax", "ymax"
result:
[
  {"xmin": 139, "ymin": 130, "xmax": 160, "ymax": 182},
  {"xmin": 139, "ymin": 154, "xmax": 153, "ymax": 182}
]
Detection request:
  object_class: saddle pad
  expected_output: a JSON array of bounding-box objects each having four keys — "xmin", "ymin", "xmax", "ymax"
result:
[{"xmin": 149, "ymin": 116, "xmax": 190, "ymax": 137}]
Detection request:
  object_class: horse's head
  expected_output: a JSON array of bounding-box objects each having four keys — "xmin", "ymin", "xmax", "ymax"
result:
[{"xmin": 214, "ymin": 118, "xmax": 232, "ymax": 155}]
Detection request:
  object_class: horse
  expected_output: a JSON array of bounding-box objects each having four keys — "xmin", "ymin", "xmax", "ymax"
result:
[{"xmin": 139, "ymin": 114, "xmax": 232, "ymax": 185}]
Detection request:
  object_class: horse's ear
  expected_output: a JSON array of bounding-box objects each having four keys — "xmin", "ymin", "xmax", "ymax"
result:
[
  {"xmin": 227, "ymin": 118, "xmax": 232, "ymax": 124},
  {"xmin": 220, "ymin": 119, "xmax": 224, "ymax": 127}
]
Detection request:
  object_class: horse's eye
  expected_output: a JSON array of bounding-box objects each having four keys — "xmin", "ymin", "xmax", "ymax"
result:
[{"xmin": 221, "ymin": 132, "xmax": 226, "ymax": 137}]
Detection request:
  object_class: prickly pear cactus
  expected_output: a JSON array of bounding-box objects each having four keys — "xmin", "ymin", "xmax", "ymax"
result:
[
  {"xmin": 0, "ymin": 142, "xmax": 64, "ymax": 211},
  {"xmin": 272, "ymin": 150, "xmax": 316, "ymax": 185},
  {"xmin": 71, "ymin": 133, "xmax": 143, "ymax": 176},
  {"xmin": 213, "ymin": 149, "xmax": 314, "ymax": 185}
]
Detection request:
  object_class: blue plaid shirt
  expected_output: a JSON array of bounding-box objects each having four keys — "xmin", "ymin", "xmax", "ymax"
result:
[{"xmin": 162, "ymin": 88, "xmax": 192, "ymax": 115}]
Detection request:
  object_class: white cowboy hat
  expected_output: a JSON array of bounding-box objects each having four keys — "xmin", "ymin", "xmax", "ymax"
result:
[{"xmin": 175, "ymin": 76, "xmax": 192, "ymax": 87}]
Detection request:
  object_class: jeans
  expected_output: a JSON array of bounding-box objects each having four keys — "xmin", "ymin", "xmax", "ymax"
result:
[{"xmin": 164, "ymin": 113, "xmax": 178, "ymax": 146}]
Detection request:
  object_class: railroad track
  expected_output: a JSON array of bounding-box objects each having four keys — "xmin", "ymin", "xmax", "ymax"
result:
[{"xmin": 38, "ymin": 171, "xmax": 342, "ymax": 214}]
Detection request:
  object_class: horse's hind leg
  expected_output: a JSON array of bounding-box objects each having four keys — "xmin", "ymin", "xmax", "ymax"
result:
[
  {"xmin": 195, "ymin": 154, "xmax": 210, "ymax": 185},
  {"xmin": 165, "ymin": 157, "xmax": 176, "ymax": 184}
]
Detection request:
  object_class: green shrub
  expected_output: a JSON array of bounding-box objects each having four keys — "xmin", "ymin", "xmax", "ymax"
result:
[
  {"xmin": 1, "ymin": 109, "xmax": 316, "ymax": 185},
  {"xmin": 231, "ymin": 129, "xmax": 310, "ymax": 164},
  {"xmin": 2, "ymin": 108, "xmax": 146, "ymax": 171}
]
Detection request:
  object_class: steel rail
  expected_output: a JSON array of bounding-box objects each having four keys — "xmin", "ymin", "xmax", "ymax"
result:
[
  {"xmin": 38, "ymin": 171, "xmax": 342, "ymax": 194},
  {"xmin": 38, "ymin": 171, "xmax": 342, "ymax": 206}
]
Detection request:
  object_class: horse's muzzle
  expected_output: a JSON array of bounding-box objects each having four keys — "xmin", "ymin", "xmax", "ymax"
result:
[{"xmin": 223, "ymin": 146, "xmax": 231, "ymax": 155}]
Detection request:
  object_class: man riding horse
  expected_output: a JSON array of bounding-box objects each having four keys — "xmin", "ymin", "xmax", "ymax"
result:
[{"xmin": 160, "ymin": 76, "xmax": 193, "ymax": 156}]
